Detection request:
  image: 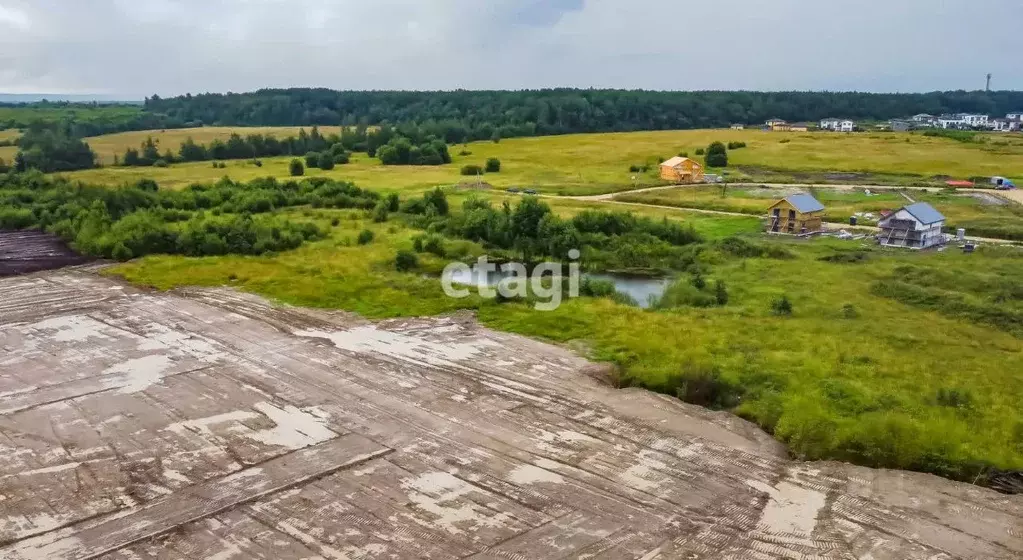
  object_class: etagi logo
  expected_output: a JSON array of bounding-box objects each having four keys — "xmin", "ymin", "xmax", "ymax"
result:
[{"xmin": 441, "ymin": 250, "xmax": 581, "ymax": 311}]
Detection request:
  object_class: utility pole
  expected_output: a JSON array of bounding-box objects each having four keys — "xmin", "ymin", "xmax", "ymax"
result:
[{"xmin": 986, "ymin": 73, "xmax": 992, "ymax": 92}]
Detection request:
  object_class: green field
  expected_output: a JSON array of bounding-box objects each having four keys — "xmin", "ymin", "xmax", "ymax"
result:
[
  {"xmin": 58, "ymin": 128, "xmax": 1023, "ymax": 195},
  {"xmin": 616, "ymin": 185, "xmax": 1023, "ymax": 240},
  {"xmin": 109, "ymin": 203, "xmax": 1023, "ymax": 482}
]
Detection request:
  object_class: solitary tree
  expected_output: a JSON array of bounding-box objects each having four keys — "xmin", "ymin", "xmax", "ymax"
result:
[
  {"xmin": 706, "ymin": 141, "xmax": 728, "ymax": 167},
  {"xmin": 289, "ymin": 159, "xmax": 304, "ymax": 176},
  {"xmin": 485, "ymin": 158, "xmax": 502, "ymax": 173}
]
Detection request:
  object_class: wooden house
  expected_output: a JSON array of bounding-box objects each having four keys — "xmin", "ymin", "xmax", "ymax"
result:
[
  {"xmin": 659, "ymin": 156, "xmax": 705, "ymax": 184},
  {"xmin": 765, "ymin": 118, "xmax": 788, "ymax": 131},
  {"xmin": 788, "ymin": 122, "xmax": 810, "ymax": 132},
  {"xmin": 877, "ymin": 202, "xmax": 946, "ymax": 249},
  {"xmin": 767, "ymin": 193, "xmax": 825, "ymax": 234}
]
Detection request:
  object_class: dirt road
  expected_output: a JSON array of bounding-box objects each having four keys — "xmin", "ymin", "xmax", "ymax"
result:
[{"xmin": 1, "ymin": 269, "xmax": 1020, "ymax": 559}]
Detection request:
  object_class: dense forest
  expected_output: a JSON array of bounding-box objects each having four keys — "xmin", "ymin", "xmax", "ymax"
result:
[{"xmin": 143, "ymin": 89, "xmax": 1023, "ymax": 142}]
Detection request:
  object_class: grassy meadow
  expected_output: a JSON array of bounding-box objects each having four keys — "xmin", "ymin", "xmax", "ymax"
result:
[
  {"xmin": 616, "ymin": 185, "xmax": 1023, "ymax": 240},
  {"xmin": 57, "ymin": 128, "xmax": 1023, "ymax": 195},
  {"xmin": 109, "ymin": 203, "xmax": 1023, "ymax": 482}
]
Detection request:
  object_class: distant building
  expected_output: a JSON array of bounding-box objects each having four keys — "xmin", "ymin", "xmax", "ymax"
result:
[
  {"xmin": 730, "ymin": 124, "xmax": 745, "ymax": 130},
  {"xmin": 788, "ymin": 122, "xmax": 810, "ymax": 132},
  {"xmin": 963, "ymin": 114, "xmax": 989, "ymax": 127},
  {"xmin": 765, "ymin": 118, "xmax": 789, "ymax": 131},
  {"xmin": 938, "ymin": 113, "xmax": 989, "ymax": 129},
  {"xmin": 1007, "ymin": 112, "xmax": 1023, "ymax": 120},
  {"xmin": 912, "ymin": 113, "xmax": 935, "ymax": 123},
  {"xmin": 659, "ymin": 156, "xmax": 705, "ymax": 184},
  {"xmin": 767, "ymin": 193, "xmax": 825, "ymax": 234},
  {"xmin": 890, "ymin": 120, "xmax": 912, "ymax": 132},
  {"xmin": 820, "ymin": 118, "xmax": 855, "ymax": 132},
  {"xmin": 991, "ymin": 118, "xmax": 1021, "ymax": 132},
  {"xmin": 877, "ymin": 202, "xmax": 946, "ymax": 249}
]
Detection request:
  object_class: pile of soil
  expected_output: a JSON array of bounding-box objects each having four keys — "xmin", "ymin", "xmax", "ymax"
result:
[{"xmin": 0, "ymin": 230, "xmax": 90, "ymax": 276}]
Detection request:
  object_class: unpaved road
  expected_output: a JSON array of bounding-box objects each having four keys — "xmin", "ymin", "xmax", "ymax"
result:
[{"xmin": 0, "ymin": 269, "xmax": 1020, "ymax": 559}]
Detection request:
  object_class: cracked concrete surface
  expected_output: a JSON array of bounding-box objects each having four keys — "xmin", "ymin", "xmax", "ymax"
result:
[{"xmin": 0, "ymin": 270, "xmax": 1020, "ymax": 559}]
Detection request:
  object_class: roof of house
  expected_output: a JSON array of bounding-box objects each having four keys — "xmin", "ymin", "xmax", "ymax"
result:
[
  {"xmin": 660, "ymin": 156, "xmax": 699, "ymax": 168},
  {"xmin": 774, "ymin": 193, "xmax": 825, "ymax": 213},
  {"xmin": 766, "ymin": 118, "xmax": 787, "ymax": 123},
  {"xmin": 900, "ymin": 202, "xmax": 946, "ymax": 225}
]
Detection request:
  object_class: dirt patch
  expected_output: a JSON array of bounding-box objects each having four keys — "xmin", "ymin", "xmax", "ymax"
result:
[
  {"xmin": 0, "ymin": 230, "xmax": 89, "ymax": 276},
  {"xmin": 963, "ymin": 192, "xmax": 1009, "ymax": 206}
]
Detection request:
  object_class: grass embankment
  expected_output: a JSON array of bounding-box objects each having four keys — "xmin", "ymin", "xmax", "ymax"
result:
[
  {"xmin": 617, "ymin": 186, "xmax": 1023, "ymax": 240},
  {"xmin": 60, "ymin": 129, "xmax": 1023, "ymax": 194},
  {"xmin": 111, "ymin": 204, "xmax": 1023, "ymax": 483}
]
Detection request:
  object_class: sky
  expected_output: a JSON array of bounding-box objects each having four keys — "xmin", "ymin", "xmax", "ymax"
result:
[{"xmin": 0, "ymin": 0, "xmax": 1021, "ymax": 98}]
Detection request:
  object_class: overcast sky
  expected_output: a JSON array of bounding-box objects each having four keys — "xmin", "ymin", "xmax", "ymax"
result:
[{"xmin": 1, "ymin": 0, "xmax": 1021, "ymax": 97}]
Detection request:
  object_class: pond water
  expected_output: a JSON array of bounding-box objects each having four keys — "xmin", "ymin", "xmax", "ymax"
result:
[{"xmin": 444, "ymin": 267, "xmax": 671, "ymax": 309}]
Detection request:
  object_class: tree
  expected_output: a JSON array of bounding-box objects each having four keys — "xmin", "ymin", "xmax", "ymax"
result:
[
  {"xmin": 357, "ymin": 229, "xmax": 375, "ymax": 245},
  {"xmin": 706, "ymin": 141, "xmax": 728, "ymax": 167},
  {"xmin": 461, "ymin": 164, "xmax": 483, "ymax": 176},
  {"xmin": 305, "ymin": 151, "xmax": 321, "ymax": 169},
  {"xmin": 318, "ymin": 152, "xmax": 335, "ymax": 170},
  {"xmin": 289, "ymin": 159, "xmax": 304, "ymax": 176},
  {"xmin": 485, "ymin": 158, "xmax": 501, "ymax": 173}
]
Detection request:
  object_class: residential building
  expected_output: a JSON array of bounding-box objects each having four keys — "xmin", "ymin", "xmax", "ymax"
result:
[
  {"xmin": 766, "ymin": 193, "xmax": 825, "ymax": 234},
  {"xmin": 765, "ymin": 118, "xmax": 789, "ymax": 131},
  {"xmin": 890, "ymin": 120, "xmax": 912, "ymax": 132},
  {"xmin": 991, "ymin": 118, "xmax": 1021, "ymax": 132},
  {"xmin": 911, "ymin": 113, "xmax": 935, "ymax": 123},
  {"xmin": 963, "ymin": 114, "xmax": 989, "ymax": 127},
  {"xmin": 789, "ymin": 122, "xmax": 810, "ymax": 132},
  {"xmin": 938, "ymin": 113, "xmax": 990, "ymax": 129},
  {"xmin": 730, "ymin": 124, "xmax": 745, "ymax": 130},
  {"xmin": 937, "ymin": 114, "xmax": 967, "ymax": 129},
  {"xmin": 820, "ymin": 118, "xmax": 855, "ymax": 132},
  {"xmin": 1007, "ymin": 112, "xmax": 1023, "ymax": 120},
  {"xmin": 659, "ymin": 156, "xmax": 705, "ymax": 184},
  {"xmin": 877, "ymin": 202, "xmax": 946, "ymax": 249}
]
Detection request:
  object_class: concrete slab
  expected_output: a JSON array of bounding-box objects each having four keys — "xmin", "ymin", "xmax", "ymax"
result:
[{"xmin": 0, "ymin": 270, "xmax": 1020, "ymax": 559}]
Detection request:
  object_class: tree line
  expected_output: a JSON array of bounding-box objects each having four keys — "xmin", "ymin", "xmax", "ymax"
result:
[
  {"xmin": 119, "ymin": 125, "xmax": 451, "ymax": 168},
  {"xmin": 142, "ymin": 88, "xmax": 1023, "ymax": 142},
  {"xmin": 0, "ymin": 171, "xmax": 381, "ymax": 260}
]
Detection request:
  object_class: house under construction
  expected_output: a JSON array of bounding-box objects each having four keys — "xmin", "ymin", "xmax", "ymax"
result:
[
  {"xmin": 877, "ymin": 202, "xmax": 947, "ymax": 249},
  {"xmin": 766, "ymin": 193, "xmax": 825, "ymax": 234}
]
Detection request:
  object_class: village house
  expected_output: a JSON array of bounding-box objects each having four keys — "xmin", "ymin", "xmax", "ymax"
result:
[
  {"xmin": 912, "ymin": 113, "xmax": 936, "ymax": 124},
  {"xmin": 992, "ymin": 118, "xmax": 1021, "ymax": 132},
  {"xmin": 877, "ymin": 202, "xmax": 946, "ymax": 249},
  {"xmin": 1007, "ymin": 112, "xmax": 1023, "ymax": 121},
  {"xmin": 730, "ymin": 123, "xmax": 745, "ymax": 130},
  {"xmin": 820, "ymin": 118, "xmax": 855, "ymax": 132},
  {"xmin": 788, "ymin": 122, "xmax": 810, "ymax": 132},
  {"xmin": 890, "ymin": 119, "xmax": 912, "ymax": 132},
  {"xmin": 659, "ymin": 156, "xmax": 705, "ymax": 184},
  {"xmin": 766, "ymin": 193, "xmax": 825, "ymax": 235},
  {"xmin": 765, "ymin": 118, "xmax": 789, "ymax": 131}
]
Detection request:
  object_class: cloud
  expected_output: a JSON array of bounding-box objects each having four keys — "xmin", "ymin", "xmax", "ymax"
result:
[{"xmin": 0, "ymin": 0, "xmax": 1020, "ymax": 97}]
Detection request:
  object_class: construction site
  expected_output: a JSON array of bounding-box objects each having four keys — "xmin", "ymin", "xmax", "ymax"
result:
[{"xmin": 0, "ymin": 266, "xmax": 1020, "ymax": 559}]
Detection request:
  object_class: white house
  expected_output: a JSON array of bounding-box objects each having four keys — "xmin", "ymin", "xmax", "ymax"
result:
[
  {"xmin": 877, "ymin": 202, "xmax": 946, "ymax": 249},
  {"xmin": 962, "ymin": 114, "xmax": 989, "ymax": 127},
  {"xmin": 937, "ymin": 114, "xmax": 967, "ymax": 129},
  {"xmin": 1007, "ymin": 112, "xmax": 1023, "ymax": 120},
  {"xmin": 820, "ymin": 118, "xmax": 855, "ymax": 132},
  {"xmin": 992, "ymin": 118, "xmax": 1021, "ymax": 132},
  {"xmin": 911, "ymin": 113, "xmax": 935, "ymax": 124}
]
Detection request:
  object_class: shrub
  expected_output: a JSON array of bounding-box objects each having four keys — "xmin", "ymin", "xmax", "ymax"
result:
[
  {"xmin": 694, "ymin": 148, "xmax": 705, "ymax": 155},
  {"xmin": 395, "ymin": 250, "xmax": 418, "ymax": 271},
  {"xmin": 373, "ymin": 201, "xmax": 389, "ymax": 223},
  {"xmin": 386, "ymin": 193, "xmax": 400, "ymax": 212},
  {"xmin": 715, "ymin": 280, "xmax": 729, "ymax": 305},
  {"xmin": 318, "ymin": 152, "xmax": 335, "ymax": 171},
  {"xmin": 841, "ymin": 303, "xmax": 859, "ymax": 319},
  {"xmin": 251, "ymin": 159, "xmax": 263, "ymax": 167},
  {"xmin": 153, "ymin": 159, "xmax": 169, "ymax": 168},
  {"xmin": 673, "ymin": 362, "xmax": 741, "ymax": 408},
  {"xmin": 330, "ymin": 217, "xmax": 341, "ymax": 227},
  {"xmin": 333, "ymin": 151, "xmax": 350, "ymax": 165},
  {"xmin": 691, "ymin": 273, "xmax": 706, "ymax": 290},
  {"xmin": 629, "ymin": 165, "xmax": 641, "ymax": 173},
  {"xmin": 485, "ymin": 158, "xmax": 501, "ymax": 173},
  {"xmin": 772, "ymin": 295, "xmax": 793, "ymax": 315},
  {"xmin": 357, "ymin": 229, "xmax": 375, "ymax": 245},
  {"xmin": 936, "ymin": 388, "xmax": 973, "ymax": 409},
  {"xmin": 678, "ymin": 151, "xmax": 689, "ymax": 158},
  {"xmin": 459, "ymin": 149, "xmax": 472, "ymax": 156},
  {"xmin": 423, "ymin": 235, "xmax": 445, "ymax": 256},
  {"xmin": 289, "ymin": 159, "xmax": 304, "ymax": 176},
  {"xmin": 111, "ymin": 242, "xmax": 133, "ymax": 262},
  {"xmin": 780, "ymin": 138, "xmax": 791, "ymax": 144},
  {"xmin": 461, "ymin": 164, "xmax": 484, "ymax": 176},
  {"xmin": 727, "ymin": 141, "xmax": 747, "ymax": 150},
  {"xmin": 305, "ymin": 152, "xmax": 321, "ymax": 169}
]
